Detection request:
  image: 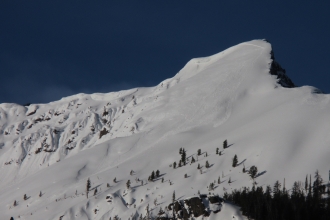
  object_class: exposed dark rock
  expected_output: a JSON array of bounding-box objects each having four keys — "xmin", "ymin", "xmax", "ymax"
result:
[
  {"xmin": 269, "ymin": 47, "xmax": 295, "ymax": 88},
  {"xmin": 99, "ymin": 128, "xmax": 109, "ymax": 139},
  {"xmin": 102, "ymin": 109, "xmax": 109, "ymax": 116},
  {"xmin": 27, "ymin": 109, "xmax": 36, "ymax": 116},
  {"xmin": 184, "ymin": 197, "xmax": 205, "ymax": 217},
  {"xmin": 34, "ymin": 118, "xmax": 43, "ymax": 123},
  {"xmin": 167, "ymin": 195, "xmax": 223, "ymax": 218},
  {"xmin": 209, "ymin": 195, "xmax": 224, "ymax": 204}
]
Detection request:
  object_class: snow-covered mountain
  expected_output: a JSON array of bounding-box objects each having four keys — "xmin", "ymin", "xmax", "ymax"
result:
[{"xmin": 1, "ymin": 39, "xmax": 329, "ymax": 220}]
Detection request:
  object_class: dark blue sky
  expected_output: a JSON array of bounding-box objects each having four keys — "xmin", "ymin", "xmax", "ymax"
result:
[{"xmin": 1, "ymin": 1, "xmax": 329, "ymax": 104}]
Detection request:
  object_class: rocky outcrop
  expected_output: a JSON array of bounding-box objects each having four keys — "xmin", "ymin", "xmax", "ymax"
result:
[
  {"xmin": 166, "ymin": 195, "xmax": 224, "ymax": 219},
  {"xmin": 269, "ymin": 48, "xmax": 295, "ymax": 88}
]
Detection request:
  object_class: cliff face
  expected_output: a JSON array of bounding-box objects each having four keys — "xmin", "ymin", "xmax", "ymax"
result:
[{"xmin": 269, "ymin": 49, "xmax": 295, "ymax": 88}]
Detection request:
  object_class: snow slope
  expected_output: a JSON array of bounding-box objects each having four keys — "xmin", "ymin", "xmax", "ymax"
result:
[{"xmin": 0, "ymin": 39, "xmax": 329, "ymax": 219}]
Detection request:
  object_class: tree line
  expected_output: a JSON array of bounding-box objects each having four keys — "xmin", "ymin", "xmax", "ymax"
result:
[{"xmin": 224, "ymin": 170, "xmax": 330, "ymax": 220}]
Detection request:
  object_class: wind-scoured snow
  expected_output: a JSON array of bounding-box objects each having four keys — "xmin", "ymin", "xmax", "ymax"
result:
[{"xmin": 0, "ymin": 40, "xmax": 329, "ymax": 219}]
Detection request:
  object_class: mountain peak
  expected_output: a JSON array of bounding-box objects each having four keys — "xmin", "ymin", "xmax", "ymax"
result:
[
  {"xmin": 1, "ymin": 40, "xmax": 329, "ymax": 220},
  {"xmin": 175, "ymin": 39, "xmax": 294, "ymax": 89}
]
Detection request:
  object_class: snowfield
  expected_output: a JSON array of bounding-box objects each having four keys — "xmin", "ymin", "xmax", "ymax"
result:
[{"xmin": 0, "ymin": 39, "xmax": 329, "ymax": 219}]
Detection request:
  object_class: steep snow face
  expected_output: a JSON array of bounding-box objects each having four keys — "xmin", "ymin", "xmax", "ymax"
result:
[{"xmin": 0, "ymin": 40, "xmax": 329, "ymax": 219}]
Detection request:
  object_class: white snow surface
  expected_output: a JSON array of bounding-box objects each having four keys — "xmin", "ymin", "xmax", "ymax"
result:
[{"xmin": 0, "ymin": 39, "xmax": 330, "ymax": 219}]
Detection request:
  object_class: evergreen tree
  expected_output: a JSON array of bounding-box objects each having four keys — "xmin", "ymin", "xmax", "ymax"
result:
[
  {"xmin": 305, "ymin": 174, "xmax": 308, "ymax": 193},
  {"xmin": 265, "ymin": 185, "xmax": 272, "ymax": 200},
  {"xmin": 313, "ymin": 170, "xmax": 323, "ymax": 200},
  {"xmin": 24, "ymin": 194, "xmax": 28, "ymax": 200},
  {"xmin": 307, "ymin": 174, "xmax": 312, "ymax": 200},
  {"xmin": 172, "ymin": 191, "xmax": 176, "ymax": 219},
  {"xmin": 94, "ymin": 188, "xmax": 98, "ymax": 196},
  {"xmin": 216, "ymin": 148, "xmax": 219, "ymax": 154},
  {"xmin": 209, "ymin": 183, "xmax": 214, "ymax": 191},
  {"xmin": 151, "ymin": 171, "xmax": 155, "ymax": 180},
  {"xmin": 232, "ymin": 154, "xmax": 238, "ymax": 167},
  {"xmin": 218, "ymin": 176, "xmax": 221, "ymax": 184},
  {"xmin": 107, "ymin": 183, "xmax": 110, "ymax": 188},
  {"xmin": 156, "ymin": 170, "xmax": 160, "ymax": 177},
  {"xmin": 113, "ymin": 177, "xmax": 117, "ymax": 183},
  {"xmin": 39, "ymin": 191, "xmax": 42, "ymax": 197},
  {"xmin": 191, "ymin": 156, "xmax": 195, "ymax": 163},
  {"xmin": 178, "ymin": 160, "xmax": 182, "ymax": 167},
  {"xmin": 223, "ymin": 140, "xmax": 228, "ymax": 149},
  {"xmin": 205, "ymin": 152, "xmax": 208, "ymax": 157},
  {"xmin": 173, "ymin": 162, "xmax": 176, "ymax": 169},
  {"xmin": 197, "ymin": 163, "xmax": 200, "ymax": 169},
  {"xmin": 13, "ymin": 200, "xmax": 17, "ymax": 206},
  {"xmin": 249, "ymin": 166, "xmax": 258, "ymax": 180},
  {"xmin": 158, "ymin": 206, "xmax": 165, "ymax": 216},
  {"xmin": 179, "ymin": 148, "xmax": 182, "ymax": 155},
  {"xmin": 181, "ymin": 148, "xmax": 186, "ymax": 165},
  {"xmin": 273, "ymin": 180, "xmax": 281, "ymax": 197},
  {"xmin": 161, "ymin": 177, "xmax": 164, "ymax": 183},
  {"xmin": 197, "ymin": 149, "xmax": 201, "ymax": 156},
  {"xmin": 126, "ymin": 180, "xmax": 131, "ymax": 189},
  {"xmin": 205, "ymin": 160, "xmax": 210, "ymax": 168},
  {"xmin": 86, "ymin": 178, "xmax": 91, "ymax": 198}
]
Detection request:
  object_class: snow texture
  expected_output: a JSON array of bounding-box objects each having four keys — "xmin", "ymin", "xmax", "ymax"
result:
[{"xmin": 0, "ymin": 39, "xmax": 329, "ymax": 219}]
